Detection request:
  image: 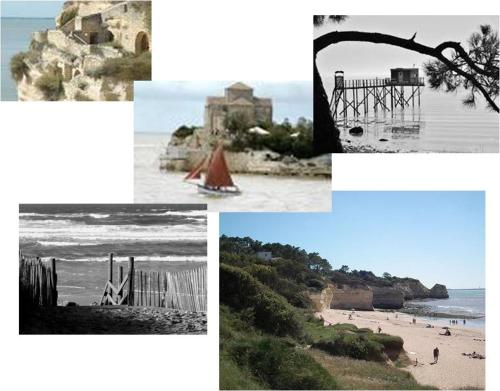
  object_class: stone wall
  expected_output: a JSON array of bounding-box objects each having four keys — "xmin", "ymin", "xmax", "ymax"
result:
[{"xmin": 330, "ymin": 284, "xmax": 374, "ymax": 311}]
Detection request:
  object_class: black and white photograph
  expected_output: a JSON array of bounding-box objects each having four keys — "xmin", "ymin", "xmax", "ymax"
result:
[
  {"xmin": 313, "ymin": 15, "xmax": 499, "ymax": 153},
  {"xmin": 19, "ymin": 204, "xmax": 207, "ymax": 334}
]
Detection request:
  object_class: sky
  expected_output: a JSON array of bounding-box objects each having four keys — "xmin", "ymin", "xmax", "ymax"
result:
[
  {"xmin": 1, "ymin": 1, "xmax": 64, "ymax": 18},
  {"xmin": 314, "ymin": 15, "xmax": 499, "ymax": 96},
  {"xmin": 220, "ymin": 191, "xmax": 485, "ymax": 289},
  {"xmin": 134, "ymin": 81, "xmax": 312, "ymax": 133}
]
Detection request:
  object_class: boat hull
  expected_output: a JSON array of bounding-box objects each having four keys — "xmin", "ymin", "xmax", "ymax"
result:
[{"xmin": 197, "ymin": 184, "xmax": 241, "ymax": 197}]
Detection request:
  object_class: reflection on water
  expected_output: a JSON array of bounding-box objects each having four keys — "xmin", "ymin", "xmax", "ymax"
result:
[
  {"xmin": 337, "ymin": 89, "xmax": 498, "ymax": 152},
  {"xmin": 134, "ymin": 133, "xmax": 332, "ymax": 212}
]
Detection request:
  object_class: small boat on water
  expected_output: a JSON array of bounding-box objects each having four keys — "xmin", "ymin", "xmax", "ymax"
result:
[{"xmin": 184, "ymin": 145, "xmax": 241, "ymax": 196}]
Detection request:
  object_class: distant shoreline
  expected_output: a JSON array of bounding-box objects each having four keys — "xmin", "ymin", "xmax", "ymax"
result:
[{"xmin": 1, "ymin": 17, "xmax": 53, "ymax": 19}]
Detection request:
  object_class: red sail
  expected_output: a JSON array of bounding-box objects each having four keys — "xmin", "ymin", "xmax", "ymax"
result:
[
  {"xmin": 184, "ymin": 156, "xmax": 207, "ymax": 180},
  {"xmin": 205, "ymin": 145, "xmax": 234, "ymax": 188}
]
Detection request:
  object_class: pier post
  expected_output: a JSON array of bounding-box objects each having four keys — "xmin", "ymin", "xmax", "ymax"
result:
[
  {"xmin": 128, "ymin": 256, "xmax": 134, "ymax": 306},
  {"xmin": 117, "ymin": 265, "xmax": 123, "ymax": 303},
  {"xmin": 50, "ymin": 258, "xmax": 57, "ymax": 306}
]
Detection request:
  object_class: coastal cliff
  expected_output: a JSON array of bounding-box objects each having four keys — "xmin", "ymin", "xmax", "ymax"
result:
[
  {"xmin": 330, "ymin": 284, "xmax": 373, "ymax": 311},
  {"xmin": 369, "ymin": 286, "xmax": 405, "ymax": 309},
  {"xmin": 429, "ymin": 283, "xmax": 449, "ymax": 298},
  {"xmin": 10, "ymin": 1, "xmax": 151, "ymax": 101},
  {"xmin": 309, "ymin": 284, "xmax": 334, "ymax": 312}
]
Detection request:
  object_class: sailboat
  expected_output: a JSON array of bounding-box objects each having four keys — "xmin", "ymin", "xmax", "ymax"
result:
[{"xmin": 184, "ymin": 145, "xmax": 241, "ymax": 196}]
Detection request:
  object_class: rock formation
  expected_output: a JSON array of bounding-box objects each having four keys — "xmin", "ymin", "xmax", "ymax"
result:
[
  {"xmin": 369, "ymin": 286, "xmax": 405, "ymax": 309},
  {"xmin": 429, "ymin": 284, "xmax": 449, "ymax": 299},
  {"xmin": 394, "ymin": 279, "xmax": 431, "ymax": 300},
  {"xmin": 330, "ymin": 284, "xmax": 373, "ymax": 311},
  {"xmin": 308, "ymin": 284, "xmax": 335, "ymax": 312},
  {"xmin": 11, "ymin": 1, "xmax": 151, "ymax": 101}
]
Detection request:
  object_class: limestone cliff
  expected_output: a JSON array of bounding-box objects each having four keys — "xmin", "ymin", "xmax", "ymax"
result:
[
  {"xmin": 330, "ymin": 284, "xmax": 373, "ymax": 311},
  {"xmin": 11, "ymin": 1, "xmax": 151, "ymax": 101},
  {"xmin": 429, "ymin": 284, "xmax": 449, "ymax": 299},
  {"xmin": 394, "ymin": 279, "xmax": 430, "ymax": 300},
  {"xmin": 369, "ymin": 286, "xmax": 405, "ymax": 309},
  {"xmin": 308, "ymin": 284, "xmax": 334, "ymax": 312}
]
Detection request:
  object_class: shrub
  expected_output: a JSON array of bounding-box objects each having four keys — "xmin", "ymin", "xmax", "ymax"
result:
[
  {"xmin": 35, "ymin": 72, "xmax": 63, "ymax": 100},
  {"xmin": 172, "ymin": 125, "xmax": 196, "ymax": 139},
  {"xmin": 10, "ymin": 52, "xmax": 29, "ymax": 81},
  {"xmin": 313, "ymin": 333, "xmax": 386, "ymax": 361},
  {"xmin": 226, "ymin": 336, "xmax": 338, "ymax": 390},
  {"xmin": 89, "ymin": 52, "xmax": 151, "ymax": 81},
  {"xmin": 74, "ymin": 91, "xmax": 92, "ymax": 101},
  {"xmin": 59, "ymin": 6, "xmax": 78, "ymax": 27},
  {"xmin": 78, "ymin": 81, "xmax": 88, "ymax": 90},
  {"xmin": 220, "ymin": 263, "xmax": 302, "ymax": 337}
]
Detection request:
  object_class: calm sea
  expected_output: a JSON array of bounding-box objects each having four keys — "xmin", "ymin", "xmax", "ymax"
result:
[
  {"xmin": 134, "ymin": 132, "xmax": 332, "ymax": 212},
  {"xmin": 405, "ymin": 289, "xmax": 485, "ymax": 330},
  {"xmin": 335, "ymin": 89, "xmax": 499, "ymax": 152},
  {"xmin": 1, "ymin": 17, "xmax": 54, "ymax": 101},
  {"xmin": 19, "ymin": 204, "xmax": 207, "ymax": 304}
]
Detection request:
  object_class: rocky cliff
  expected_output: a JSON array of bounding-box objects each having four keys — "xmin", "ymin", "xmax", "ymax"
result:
[
  {"xmin": 429, "ymin": 284, "xmax": 449, "ymax": 299},
  {"xmin": 369, "ymin": 286, "xmax": 405, "ymax": 309},
  {"xmin": 394, "ymin": 279, "xmax": 431, "ymax": 300},
  {"xmin": 162, "ymin": 128, "xmax": 331, "ymax": 177},
  {"xmin": 330, "ymin": 284, "xmax": 373, "ymax": 311},
  {"xmin": 11, "ymin": 1, "xmax": 151, "ymax": 101},
  {"xmin": 308, "ymin": 284, "xmax": 335, "ymax": 312}
]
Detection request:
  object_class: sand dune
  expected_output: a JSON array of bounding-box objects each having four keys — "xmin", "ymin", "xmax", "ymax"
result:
[{"xmin": 320, "ymin": 309, "xmax": 485, "ymax": 390}]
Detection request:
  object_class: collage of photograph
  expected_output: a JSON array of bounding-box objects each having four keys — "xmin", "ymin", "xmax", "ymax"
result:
[{"xmin": 0, "ymin": 2, "xmax": 497, "ymax": 391}]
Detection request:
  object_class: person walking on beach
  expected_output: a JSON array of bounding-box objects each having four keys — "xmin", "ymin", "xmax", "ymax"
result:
[{"xmin": 433, "ymin": 347, "xmax": 440, "ymax": 363}]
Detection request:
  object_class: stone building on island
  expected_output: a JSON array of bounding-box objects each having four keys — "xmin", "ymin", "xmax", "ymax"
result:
[{"xmin": 204, "ymin": 82, "xmax": 273, "ymax": 134}]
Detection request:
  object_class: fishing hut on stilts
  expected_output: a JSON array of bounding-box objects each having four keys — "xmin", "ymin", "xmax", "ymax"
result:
[{"xmin": 330, "ymin": 68, "xmax": 425, "ymax": 121}]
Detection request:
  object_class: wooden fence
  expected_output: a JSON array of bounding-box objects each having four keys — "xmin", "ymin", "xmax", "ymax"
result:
[
  {"xmin": 100, "ymin": 254, "xmax": 207, "ymax": 312},
  {"xmin": 19, "ymin": 252, "xmax": 58, "ymax": 307}
]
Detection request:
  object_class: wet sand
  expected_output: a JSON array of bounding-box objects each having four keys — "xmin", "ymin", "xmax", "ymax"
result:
[
  {"xmin": 320, "ymin": 309, "xmax": 485, "ymax": 390},
  {"xmin": 20, "ymin": 306, "xmax": 207, "ymax": 335}
]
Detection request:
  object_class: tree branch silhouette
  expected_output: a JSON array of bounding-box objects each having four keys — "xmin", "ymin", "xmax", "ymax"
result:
[{"xmin": 314, "ymin": 30, "xmax": 499, "ymax": 112}]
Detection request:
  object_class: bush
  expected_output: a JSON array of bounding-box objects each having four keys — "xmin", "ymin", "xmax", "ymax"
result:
[
  {"xmin": 74, "ymin": 91, "xmax": 92, "ymax": 101},
  {"xmin": 35, "ymin": 72, "xmax": 63, "ymax": 100},
  {"xmin": 89, "ymin": 52, "xmax": 151, "ymax": 81},
  {"xmin": 313, "ymin": 333, "xmax": 385, "ymax": 361},
  {"xmin": 59, "ymin": 6, "xmax": 78, "ymax": 27},
  {"xmin": 10, "ymin": 52, "xmax": 29, "ymax": 81},
  {"xmin": 220, "ymin": 263, "xmax": 302, "ymax": 337},
  {"xmin": 172, "ymin": 125, "xmax": 196, "ymax": 139},
  {"xmin": 226, "ymin": 336, "xmax": 338, "ymax": 390}
]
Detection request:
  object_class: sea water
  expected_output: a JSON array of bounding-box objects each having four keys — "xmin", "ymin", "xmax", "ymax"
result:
[
  {"xmin": 336, "ymin": 89, "xmax": 499, "ymax": 152},
  {"xmin": 405, "ymin": 289, "xmax": 485, "ymax": 330},
  {"xmin": 19, "ymin": 204, "xmax": 207, "ymax": 304},
  {"xmin": 1, "ymin": 17, "xmax": 55, "ymax": 101},
  {"xmin": 134, "ymin": 132, "xmax": 332, "ymax": 212}
]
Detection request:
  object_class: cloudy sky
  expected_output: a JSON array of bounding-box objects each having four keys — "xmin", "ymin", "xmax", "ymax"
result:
[
  {"xmin": 314, "ymin": 15, "xmax": 499, "ymax": 95},
  {"xmin": 134, "ymin": 81, "xmax": 312, "ymax": 133}
]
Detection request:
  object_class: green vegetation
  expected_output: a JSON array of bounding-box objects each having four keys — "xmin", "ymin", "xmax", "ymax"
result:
[
  {"xmin": 35, "ymin": 72, "xmax": 64, "ymax": 101},
  {"xmin": 88, "ymin": 52, "xmax": 151, "ymax": 81},
  {"xmin": 59, "ymin": 6, "xmax": 78, "ymax": 27},
  {"xmin": 308, "ymin": 349, "xmax": 437, "ymax": 390},
  {"xmin": 74, "ymin": 91, "xmax": 92, "ymax": 101},
  {"xmin": 10, "ymin": 52, "xmax": 29, "ymax": 81},
  {"xmin": 172, "ymin": 125, "xmax": 197, "ymax": 139},
  {"xmin": 226, "ymin": 116, "xmax": 315, "ymax": 159},
  {"xmin": 220, "ymin": 236, "xmax": 433, "ymax": 390}
]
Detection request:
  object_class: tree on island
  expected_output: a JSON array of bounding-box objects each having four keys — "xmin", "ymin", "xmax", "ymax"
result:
[{"xmin": 313, "ymin": 16, "xmax": 500, "ymax": 153}]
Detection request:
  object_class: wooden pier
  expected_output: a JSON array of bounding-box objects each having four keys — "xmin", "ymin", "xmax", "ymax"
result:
[{"xmin": 330, "ymin": 70, "xmax": 425, "ymax": 120}]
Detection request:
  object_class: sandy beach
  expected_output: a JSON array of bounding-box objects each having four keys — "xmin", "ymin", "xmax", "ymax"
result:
[{"xmin": 320, "ymin": 309, "xmax": 485, "ymax": 390}]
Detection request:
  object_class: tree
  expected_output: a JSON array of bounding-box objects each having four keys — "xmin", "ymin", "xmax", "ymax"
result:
[
  {"xmin": 339, "ymin": 265, "xmax": 350, "ymax": 274},
  {"xmin": 314, "ymin": 18, "xmax": 500, "ymax": 153},
  {"xmin": 383, "ymin": 272, "xmax": 392, "ymax": 280}
]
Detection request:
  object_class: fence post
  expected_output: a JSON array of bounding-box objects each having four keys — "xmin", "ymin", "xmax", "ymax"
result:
[
  {"xmin": 108, "ymin": 253, "xmax": 114, "ymax": 302},
  {"xmin": 50, "ymin": 258, "xmax": 57, "ymax": 306},
  {"xmin": 118, "ymin": 265, "xmax": 123, "ymax": 303},
  {"xmin": 128, "ymin": 257, "xmax": 134, "ymax": 306}
]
